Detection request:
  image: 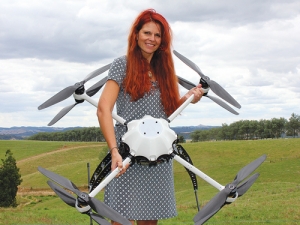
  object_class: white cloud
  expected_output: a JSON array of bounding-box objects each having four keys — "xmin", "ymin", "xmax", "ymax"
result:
[{"xmin": 0, "ymin": 0, "xmax": 299, "ymax": 128}]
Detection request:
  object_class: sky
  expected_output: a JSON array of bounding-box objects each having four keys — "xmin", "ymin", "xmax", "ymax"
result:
[{"xmin": 0, "ymin": 0, "xmax": 299, "ymax": 128}]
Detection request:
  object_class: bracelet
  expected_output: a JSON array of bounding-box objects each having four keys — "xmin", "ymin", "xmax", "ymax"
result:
[{"xmin": 110, "ymin": 146, "xmax": 119, "ymax": 152}]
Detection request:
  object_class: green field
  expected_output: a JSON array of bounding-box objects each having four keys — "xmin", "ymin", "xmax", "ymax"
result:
[{"xmin": 0, "ymin": 139, "xmax": 299, "ymax": 224}]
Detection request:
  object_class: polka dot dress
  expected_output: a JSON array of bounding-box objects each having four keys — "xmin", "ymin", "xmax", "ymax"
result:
[{"xmin": 103, "ymin": 56, "xmax": 177, "ymax": 220}]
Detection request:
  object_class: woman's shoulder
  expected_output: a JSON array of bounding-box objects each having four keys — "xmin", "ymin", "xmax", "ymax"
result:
[
  {"xmin": 110, "ymin": 55, "xmax": 127, "ymax": 74},
  {"xmin": 112, "ymin": 55, "xmax": 127, "ymax": 66},
  {"xmin": 108, "ymin": 55, "xmax": 127, "ymax": 85}
]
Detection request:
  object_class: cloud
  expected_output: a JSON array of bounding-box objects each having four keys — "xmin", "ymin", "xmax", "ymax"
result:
[{"xmin": 0, "ymin": 0, "xmax": 299, "ymax": 128}]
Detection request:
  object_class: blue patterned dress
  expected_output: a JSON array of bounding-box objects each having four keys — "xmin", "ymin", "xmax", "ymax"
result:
[{"xmin": 103, "ymin": 56, "xmax": 177, "ymax": 220}]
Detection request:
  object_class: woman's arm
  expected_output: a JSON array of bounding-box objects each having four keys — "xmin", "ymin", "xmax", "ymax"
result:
[{"xmin": 97, "ymin": 80, "xmax": 127, "ymax": 175}]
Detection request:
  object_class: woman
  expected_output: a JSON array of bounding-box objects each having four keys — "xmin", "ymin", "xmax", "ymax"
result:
[{"xmin": 97, "ymin": 9, "xmax": 203, "ymax": 225}]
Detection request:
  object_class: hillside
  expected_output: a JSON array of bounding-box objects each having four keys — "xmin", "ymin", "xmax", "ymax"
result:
[
  {"xmin": 171, "ymin": 124, "xmax": 220, "ymax": 139},
  {"xmin": 0, "ymin": 125, "xmax": 219, "ymax": 140},
  {"xmin": 0, "ymin": 126, "xmax": 81, "ymax": 140},
  {"xmin": 0, "ymin": 139, "xmax": 299, "ymax": 224}
]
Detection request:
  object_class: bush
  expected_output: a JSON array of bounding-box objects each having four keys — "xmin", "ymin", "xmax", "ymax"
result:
[{"xmin": 0, "ymin": 149, "xmax": 22, "ymax": 207}]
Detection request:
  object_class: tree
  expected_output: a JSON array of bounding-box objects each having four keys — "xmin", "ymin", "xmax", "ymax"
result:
[
  {"xmin": 286, "ymin": 113, "xmax": 300, "ymax": 137},
  {"xmin": 271, "ymin": 117, "xmax": 287, "ymax": 138},
  {"xmin": 0, "ymin": 150, "xmax": 22, "ymax": 207},
  {"xmin": 177, "ymin": 135, "xmax": 185, "ymax": 143},
  {"xmin": 190, "ymin": 130, "xmax": 201, "ymax": 142}
]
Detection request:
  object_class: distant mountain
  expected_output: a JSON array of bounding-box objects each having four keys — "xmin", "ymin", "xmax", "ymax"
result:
[
  {"xmin": 171, "ymin": 124, "xmax": 220, "ymax": 139},
  {"xmin": 0, "ymin": 126, "xmax": 80, "ymax": 140},
  {"xmin": 0, "ymin": 125, "xmax": 219, "ymax": 140}
]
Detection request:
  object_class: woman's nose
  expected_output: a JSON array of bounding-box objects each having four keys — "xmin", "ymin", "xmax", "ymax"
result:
[{"xmin": 148, "ymin": 34, "xmax": 155, "ymax": 41}]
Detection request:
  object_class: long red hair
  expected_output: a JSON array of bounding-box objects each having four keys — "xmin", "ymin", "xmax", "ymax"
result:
[{"xmin": 123, "ymin": 9, "xmax": 180, "ymax": 116}]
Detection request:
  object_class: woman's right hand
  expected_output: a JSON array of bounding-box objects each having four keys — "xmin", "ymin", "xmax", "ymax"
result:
[{"xmin": 111, "ymin": 148, "xmax": 129, "ymax": 177}]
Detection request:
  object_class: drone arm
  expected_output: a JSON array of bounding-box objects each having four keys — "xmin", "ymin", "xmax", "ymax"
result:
[
  {"xmin": 89, "ymin": 156, "xmax": 132, "ymax": 197},
  {"xmin": 73, "ymin": 93, "xmax": 126, "ymax": 125},
  {"xmin": 172, "ymin": 153, "xmax": 224, "ymax": 191},
  {"xmin": 168, "ymin": 94, "xmax": 194, "ymax": 122}
]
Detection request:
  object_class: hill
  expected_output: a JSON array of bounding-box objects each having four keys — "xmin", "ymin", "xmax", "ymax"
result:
[
  {"xmin": 0, "ymin": 139, "xmax": 299, "ymax": 224},
  {"xmin": 0, "ymin": 126, "xmax": 81, "ymax": 140},
  {"xmin": 171, "ymin": 124, "xmax": 220, "ymax": 139},
  {"xmin": 0, "ymin": 125, "xmax": 219, "ymax": 140}
]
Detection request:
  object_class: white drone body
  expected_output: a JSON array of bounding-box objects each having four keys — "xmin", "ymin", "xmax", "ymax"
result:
[{"xmin": 122, "ymin": 116, "xmax": 176, "ymax": 161}]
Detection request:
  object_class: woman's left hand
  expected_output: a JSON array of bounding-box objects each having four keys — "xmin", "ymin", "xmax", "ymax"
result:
[{"xmin": 186, "ymin": 84, "xmax": 204, "ymax": 104}]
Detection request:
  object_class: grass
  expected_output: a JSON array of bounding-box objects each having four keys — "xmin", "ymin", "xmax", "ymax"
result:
[
  {"xmin": 0, "ymin": 140, "xmax": 102, "ymax": 161},
  {"xmin": 0, "ymin": 139, "xmax": 299, "ymax": 224}
]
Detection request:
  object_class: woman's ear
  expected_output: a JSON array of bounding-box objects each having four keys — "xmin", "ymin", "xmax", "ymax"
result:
[{"xmin": 136, "ymin": 32, "xmax": 139, "ymax": 41}]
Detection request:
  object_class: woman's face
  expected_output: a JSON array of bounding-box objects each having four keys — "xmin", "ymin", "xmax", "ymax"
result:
[{"xmin": 137, "ymin": 21, "xmax": 162, "ymax": 62}]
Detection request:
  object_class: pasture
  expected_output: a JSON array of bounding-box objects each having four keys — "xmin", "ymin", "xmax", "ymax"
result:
[{"xmin": 0, "ymin": 139, "xmax": 299, "ymax": 224}]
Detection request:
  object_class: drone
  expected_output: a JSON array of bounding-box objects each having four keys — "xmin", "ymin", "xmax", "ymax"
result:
[{"xmin": 37, "ymin": 50, "xmax": 266, "ymax": 225}]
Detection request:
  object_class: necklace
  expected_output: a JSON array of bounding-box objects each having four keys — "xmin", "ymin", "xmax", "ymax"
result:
[{"xmin": 148, "ymin": 71, "xmax": 152, "ymax": 78}]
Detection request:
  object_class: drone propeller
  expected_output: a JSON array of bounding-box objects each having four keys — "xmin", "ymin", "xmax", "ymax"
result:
[
  {"xmin": 47, "ymin": 180, "xmax": 111, "ymax": 225},
  {"xmin": 193, "ymin": 154, "xmax": 266, "ymax": 225},
  {"xmin": 47, "ymin": 103, "xmax": 79, "ymax": 126},
  {"xmin": 47, "ymin": 180, "xmax": 76, "ymax": 207},
  {"xmin": 47, "ymin": 75, "xmax": 108, "ymax": 126},
  {"xmin": 236, "ymin": 173, "xmax": 260, "ymax": 197},
  {"xmin": 86, "ymin": 76, "xmax": 108, "ymax": 97},
  {"xmin": 173, "ymin": 50, "xmax": 241, "ymax": 109},
  {"xmin": 177, "ymin": 76, "xmax": 239, "ymax": 115},
  {"xmin": 38, "ymin": 167, "xmax": 131, "ymax": 225},
  {"xmin": 38, "ymin": 63, "xmax": 111, "ymax": 110}
]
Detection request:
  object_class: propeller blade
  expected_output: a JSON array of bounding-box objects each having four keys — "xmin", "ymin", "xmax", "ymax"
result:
[
  {"xmin": 234, "ymin": 154, "xmax": 266, "ymax": 185},
  {"xmin": 207, "ymin": 80, "xmax": 241, "ymax": 109},
  {"xmin": 173, "ymin": 50, "xmax": 204, "ymax": 77},
  {"xmin": 38, "ymin": 64, "xmax": 111, "ymax": 110},
  {"xmin": 86, "ymin": 76, "xmax": 108, "ymax": 97},
  {"xmin": 173, "ymin": 50, "xmax": 241, "ymax": 109},
  {"xmin": 38, "ymin": 167, "xmax": 131, "ymax": 225},
  {"xmin": 194, "ymin": 187, "xmax": 231, "ymax": 224},
  {"xmin": 90, "ymin": 213, "xmax": 111, "ymax": 225},
  {"xmin": 48, "ymin": 103, "xmax": 78, "ymax": 126},
  {"xmin": 38, "ymin": 167, "xmax": 80, "ymax": 195},
  {"xmin": 237, "ymin": 173, "xmax": 260, "ymax": 197},
  {"xmin": 48, "ymin": 181, "xmax": 111, "ymax": 225},
  {"xmin": 83, "ymin": 63, "xmax": 111, "ymax": 83},
  {"xmin": 88, "ymin": 197, "xmax": 132, "ymax": 225},
  {"xmin": 38, "ymin": 85, "xmax": 79, "ymax": 110},
  {"xmin": 177, "ymin": 75, "xmax": 196, "ymax": 90},
  {"xmin": 194, "ymin": 155, "xmax": 266, "ymax": 224},
  {"xmin": 177, "ymin": 75, "xmax": 238, "ymax": 115},
  {"xmin": 206, "ymin": 95, "xmax": 239, "ymax": 115},
  {"xmin": 47, "ymin": 180, "xmax": 76, "ymax": 207},
  {"xmin": 194, "ymin": 209, "xmax": 219, "ymax": 225}
]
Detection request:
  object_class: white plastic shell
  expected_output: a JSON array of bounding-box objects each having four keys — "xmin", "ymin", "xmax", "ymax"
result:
[{"xmin": 121, "ymin": 115, "xmax": 177, "ymax": 161}]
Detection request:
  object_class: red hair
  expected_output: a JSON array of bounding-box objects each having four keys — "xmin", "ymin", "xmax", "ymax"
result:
[{"xmin": 123, "ymin": 9, "xmax": 180, "ymax": 116}]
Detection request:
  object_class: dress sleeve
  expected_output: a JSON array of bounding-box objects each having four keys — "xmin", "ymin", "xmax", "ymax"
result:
[{"xmin": 107, "ymin": 55, "xmax": 127, "ymax": 87}]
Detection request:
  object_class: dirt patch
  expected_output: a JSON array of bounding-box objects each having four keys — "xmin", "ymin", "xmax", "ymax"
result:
[
  {"xmin": 17, "ymin": 144, "xmax": 104, "ymax": 164},
  {"xmin": 17, "ymin": 187, "xmax": 90, "ymax": 196}
]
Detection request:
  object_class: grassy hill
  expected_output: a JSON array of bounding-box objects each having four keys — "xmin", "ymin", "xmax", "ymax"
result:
[{"xmin": 0, "ymin": 139, "xmax": 299, "ymax": 224}]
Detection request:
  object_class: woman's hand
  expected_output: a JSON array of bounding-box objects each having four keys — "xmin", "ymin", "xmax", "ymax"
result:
[
  {"xmin": 111, "ymin": 148, "xmax": 130, "ymax": 177},
  {"xmin": 185, "ymin": 84, "xmax": 204, "ymax": 104}
]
